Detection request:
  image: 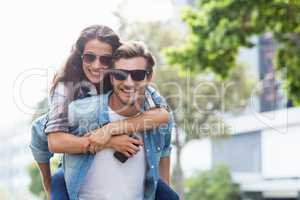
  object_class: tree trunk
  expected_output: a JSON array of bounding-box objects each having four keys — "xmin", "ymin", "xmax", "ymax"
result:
[{"xmin": 173, "ymin": 126, "xmax": 184, "ymax": 200}]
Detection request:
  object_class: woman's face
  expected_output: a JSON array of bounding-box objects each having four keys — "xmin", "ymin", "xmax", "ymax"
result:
[{"xmin": 82, "ymin": 39, "xmax": 113, "ymax": 84}]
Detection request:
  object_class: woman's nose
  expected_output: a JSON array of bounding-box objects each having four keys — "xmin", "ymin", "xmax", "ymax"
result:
[{"xmin": 91, "ymin": 59, "xmax": 105, "ymax": 70}]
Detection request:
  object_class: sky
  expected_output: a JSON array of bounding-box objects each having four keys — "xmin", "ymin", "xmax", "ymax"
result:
[{"xmin": 0, "ymin": 0, "xmax": 174, "ymax": 126}]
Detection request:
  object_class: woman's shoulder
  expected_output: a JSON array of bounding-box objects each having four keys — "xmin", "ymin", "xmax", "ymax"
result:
[{"xmin": 50, "ymin": 81, "xmax": 98, "ymax": 102}]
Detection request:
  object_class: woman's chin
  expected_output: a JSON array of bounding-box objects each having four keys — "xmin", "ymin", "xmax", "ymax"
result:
[
  {"xmin": 88, "ymin": 79, "xmax": 100, "ymax": 85},
  {"xmin": 86, "ymin": 76, "xmax": 100, "ymax": 84}
]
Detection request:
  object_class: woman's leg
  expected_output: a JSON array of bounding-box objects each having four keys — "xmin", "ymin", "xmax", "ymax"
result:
[
  {"xmin": 155, "ymin": 179, "xmax": 179, "ymax": 200},
  {"xmin": 50, "ymin": 166, "xmax": 70, "ymax": 200}
]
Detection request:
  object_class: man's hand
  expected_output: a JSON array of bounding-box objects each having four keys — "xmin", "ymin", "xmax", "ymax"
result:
[
  {"xmin": 37, "ymin": 163, "xmax": 51, "ymax": 200},
  {"xmin": 87, "ymin": 129, "xmax": 112, "ymax": 154},
  {"xmin": 159, "ymin": 156, "xmax": 171, "ymax": 185},
  {"xmin": 107, "ymin": 135, "xmax": 143, "ymax": 157}
]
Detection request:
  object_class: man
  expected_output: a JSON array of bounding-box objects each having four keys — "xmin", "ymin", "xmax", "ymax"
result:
[{"xmin": 64, "ymin": 41, "xmax": 177, "ymax": 200}]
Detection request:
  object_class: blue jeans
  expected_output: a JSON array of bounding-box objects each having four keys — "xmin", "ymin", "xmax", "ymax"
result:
[
  {"xmin": 155, "ymin": 179, "xmax": 179, "ymax": 200},
  {"xmin": 50, "ymin": 167, "xmax": 69, "ymax": 200},
  {"xmin": 51, "ymin": 167, "xmax": 179, "ymax": 200}
]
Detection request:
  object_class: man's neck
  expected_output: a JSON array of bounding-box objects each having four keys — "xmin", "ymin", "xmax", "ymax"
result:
[{"xmin": 108, "ymin": 93, "xmax": 143, "ymax": 117}]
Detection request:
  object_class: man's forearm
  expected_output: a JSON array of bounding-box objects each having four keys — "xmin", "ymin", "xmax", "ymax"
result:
[
  {"xmin": 37, "ymin": 162, "xmax": 51, "ymax": 196},
  {"xmin": 159, "ymin": 156, "xmax": 170, "ymax": 184}
]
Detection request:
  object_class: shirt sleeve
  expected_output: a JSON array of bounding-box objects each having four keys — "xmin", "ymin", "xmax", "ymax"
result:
[
  {"xmin": 144, "ymin": 85, "xmax": 171, "ymax": 112},
  {"xmin": 45, "ymin": 82, "xmax": 72, "ymax": 134},
  {"xmin": 30, "ymin": 114, "xmax": 54, "ymax": 163}
]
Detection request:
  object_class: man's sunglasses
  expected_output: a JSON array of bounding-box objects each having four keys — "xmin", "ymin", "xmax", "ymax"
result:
[
  {"xmin": 110, "ymin": 69, "xmax": 152, "ymax": 81},
  {"xmin": 81, "ymin": 53, "xmax": 112, "ymax": 66}
]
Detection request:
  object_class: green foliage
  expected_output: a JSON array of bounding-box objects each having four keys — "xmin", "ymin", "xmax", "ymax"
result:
[
  {"xmin": 27, "ymin": 156, "xmax": 60, "ymax": 199},
  {"xmin": 184, "ymin": 166, "xmax": 241, "ymax": 200},
  {"xmin": 27, "ymin": 162, "xmax": 46, "ymax": 199},
  {"xmin": 113, "ymin": 2, "xmax": 184, "ymax": 65},
  {"xmin": 166, "ymin": 0, "xmax": 300, "ymax": 104}
]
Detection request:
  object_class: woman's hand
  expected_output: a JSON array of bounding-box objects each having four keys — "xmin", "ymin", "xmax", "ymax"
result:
[
  {"xmin": 108, "ymin": 135, "xmax": 143, "ymax": 158},
  {"xmin": 87, "ymin": 129, "xmax": 112, "ymax": 154}
]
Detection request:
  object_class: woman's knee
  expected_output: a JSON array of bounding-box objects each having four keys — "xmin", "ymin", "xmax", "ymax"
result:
[
  {"xmin": 51, "ymin": 167, "xmax": 69, "ymax": 200},
  {"xmin": 156, "ymin": 179, "xmax": 180, "ymax": 200}
]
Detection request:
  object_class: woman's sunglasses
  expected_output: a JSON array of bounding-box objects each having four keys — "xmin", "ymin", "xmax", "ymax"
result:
[
  {"xmin": 110, "ymin": 69, "xmax": 152, "ymax": 81},
  {"xmin": 81, "ymin": 53, "xmax": 112, "ymax": 66}
]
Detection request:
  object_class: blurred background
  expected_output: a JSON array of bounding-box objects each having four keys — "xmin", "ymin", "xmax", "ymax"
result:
[{"xmin": 0, "ymin": 0, "xmax": 299, "ymax": 199}]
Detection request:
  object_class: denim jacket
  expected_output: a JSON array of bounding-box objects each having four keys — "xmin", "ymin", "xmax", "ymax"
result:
[{"xmin": 30, "ymin": 86, "xmax": 173, "ymax": 200}]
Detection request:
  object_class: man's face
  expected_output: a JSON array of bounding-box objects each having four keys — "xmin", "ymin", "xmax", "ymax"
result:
[{"xmin": 110, "ymin": 56, "xmax": 152, "ymax": 106}]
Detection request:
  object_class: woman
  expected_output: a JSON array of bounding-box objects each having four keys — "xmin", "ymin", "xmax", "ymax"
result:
[{"xmin": 30, "ymin": 25, "xmax": 178, "ymax": 200}]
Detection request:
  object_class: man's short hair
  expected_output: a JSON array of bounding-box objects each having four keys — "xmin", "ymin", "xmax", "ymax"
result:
[{"xmin": 111, "ymin": 41, "xmax": 155, "ymax": 73}]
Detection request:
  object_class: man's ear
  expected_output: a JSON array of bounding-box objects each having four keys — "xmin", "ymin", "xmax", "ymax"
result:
[
  {"xmin": 147, "ymin": 72, "xmax": 153, "ymax": 82},
  {"xmin": 109, "ymin": 74, "xmax": 114, "ymax": 85}
]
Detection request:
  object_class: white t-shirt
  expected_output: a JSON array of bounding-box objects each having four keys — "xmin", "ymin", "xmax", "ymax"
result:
[{"xmin": 78, "ymin": 107, "xmax": 146, "ymax": 200}]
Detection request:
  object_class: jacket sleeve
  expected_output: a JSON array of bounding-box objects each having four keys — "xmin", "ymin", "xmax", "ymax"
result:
[
  {"xmin": 160, "ymin": 111, "xmax": 174, "ymax": 157},
  {"xmin": 30, "ymin": 114, "xmax": 54, "ymax": 163},
  {"xmin": 145, "ymin": 85, "xmax": 174, "ymax": 157},
  {"xmin": 144, "ymin": 85, "xmax": 171, "ymax": 112}
]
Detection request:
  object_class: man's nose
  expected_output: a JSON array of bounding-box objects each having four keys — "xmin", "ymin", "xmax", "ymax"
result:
[{"xmin": 123, "ymin": 74, "xmax": 135, "ymax": 87}]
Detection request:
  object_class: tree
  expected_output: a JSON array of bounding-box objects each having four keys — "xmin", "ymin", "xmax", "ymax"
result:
[
  {"xmin": 184, "ymin": 166, "xmax": 241, "ymax": 200},
  {"xmin": 113, "ymin": 9, "xmax": 184, "ymax": 65},
  {"xmin": 27, "ymin": 157, "xmax": 59, "ymax": 199},
  {"xmin": 165, "ymin": 0, "xmax": 300, "ymax": 104},
  {"xmin": 153, "ymin": 64, "xmax": 254, "ymax": 199}
]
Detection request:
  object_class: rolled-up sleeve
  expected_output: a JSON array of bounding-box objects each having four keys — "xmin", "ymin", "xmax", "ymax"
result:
[
  {"xmin": 145, "ymin": 86, "xmax": 171, "ymax": 112},
  {"xmin": 30, "ymin": 114, "xmax": 54, "ymax": 163},
  {"xmin": 45, "ymin": 82, "xmax": 71, "ymax": 134}
]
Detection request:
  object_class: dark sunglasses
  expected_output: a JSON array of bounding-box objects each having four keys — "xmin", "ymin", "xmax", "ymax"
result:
[
  {"xmin": 81, "ymin": 53, "xmax": 112, "ymax": 66},
  {"xmin": 110, "ymin": 69, "xmax": 152, "ymax": 81}
]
